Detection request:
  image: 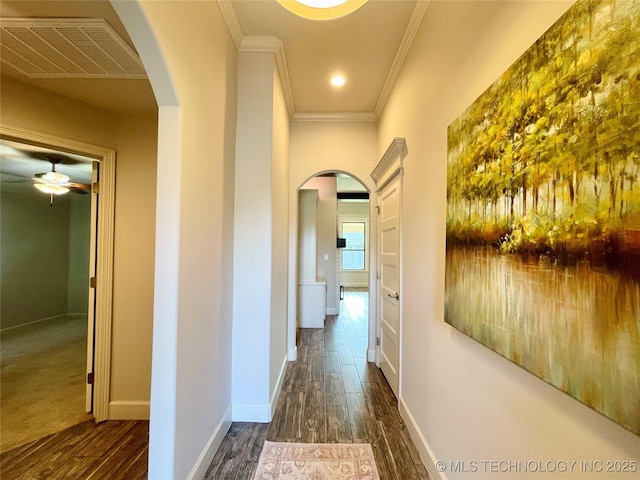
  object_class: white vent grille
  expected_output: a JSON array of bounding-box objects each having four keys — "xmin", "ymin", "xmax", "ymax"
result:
[{"xmin": 0, "ymin": 18, "xmax": 146, "ymax": 78}]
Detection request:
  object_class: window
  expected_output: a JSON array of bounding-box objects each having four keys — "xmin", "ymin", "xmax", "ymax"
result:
[{"xmin": 341, "ymin": 221, "xmax": 365, "ymax": 270}]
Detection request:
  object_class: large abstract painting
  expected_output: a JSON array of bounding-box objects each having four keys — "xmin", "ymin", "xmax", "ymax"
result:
[{"xmin": 446, "ymin": 0, "xmax": 640, "ymax": 435}]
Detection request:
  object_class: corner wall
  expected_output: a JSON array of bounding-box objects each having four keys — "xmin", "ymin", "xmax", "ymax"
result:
[
  {"xmin": 232, "ymin": 44, "xmax": 289, "ymax": 423},
  {"xmin": 128, "ymin": 1, "xmax": 238, "ymax": 477},
  {"xmin": 378, "ymin": 1, "xmax": 640, "ymax": 479}
]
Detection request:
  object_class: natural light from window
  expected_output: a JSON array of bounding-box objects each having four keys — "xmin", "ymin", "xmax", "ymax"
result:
[{"xmin": 341, "ymin": 222, "xmax": 365, "ymax": 270}]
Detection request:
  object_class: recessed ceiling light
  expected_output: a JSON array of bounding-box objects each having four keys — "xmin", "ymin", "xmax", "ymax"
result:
[
  {"xmin": 331, "ymin": 75, "xmax": 346, "ymax": 87},
  {"xmin": 297, "ymin": 0, "xmax": 349, "ymax": 7},
  {"xmin": 276, "ymin": 0, "xmax": 368, "ymax": 21}
]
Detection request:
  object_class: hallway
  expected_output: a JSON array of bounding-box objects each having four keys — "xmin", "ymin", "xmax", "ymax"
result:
[
  {"xmin": 0, "ymin": 291, "xmax": 428, "ymax": 479},
  {"xmin": 205, "ymin": 290, "xmax": 429, "ymax": 479}
]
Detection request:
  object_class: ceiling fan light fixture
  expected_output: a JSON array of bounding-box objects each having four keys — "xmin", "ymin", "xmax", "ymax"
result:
[
  {"xmin": 276, "ymin": 0, "xmax": 368, "ymax": 20},
  {"xmin": 42, "ymin": 171, "xmax": 71, "ymax": 184},
  {"xmin": 34, "ymin": 183, "xmax": 70, "ymax": 195}
]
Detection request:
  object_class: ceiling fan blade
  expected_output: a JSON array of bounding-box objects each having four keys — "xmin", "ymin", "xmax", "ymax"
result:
[
  {"xmin": 69, "ymin": 182, "xmax": 91, "ymax": 193},
  {"xmin": 27, "ymin": 152, "xmax": 82, "ymax": 165}
]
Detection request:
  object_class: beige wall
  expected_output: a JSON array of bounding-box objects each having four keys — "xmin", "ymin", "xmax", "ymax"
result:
[
  {"xmin": 271, "ymin": 64, "xmax": 290, "ymax": 396},
  {"xmin": 233, "ymin": 45, "xmax": 290, "ymax": 422},
  {"xmin": 378, "ymin": 1, "xmax": 640, "ymax": 478},
  {"xmin": 0, "ymin": 75, "xmax": 157, "ymax": 414},
  {"xmin": 110, "ymin": 113, "xmax": 157, "ymax": 411},
  {"xmin": 134, "ymin": 1, "xmax": 238, "ymax": 477},
  {"xmin": 301, "ymin": 176, "xmax": 338, "ymax": 312}
]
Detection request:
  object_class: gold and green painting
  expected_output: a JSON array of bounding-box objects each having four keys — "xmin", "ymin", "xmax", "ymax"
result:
[{"xmin": 446, "ymin": 0, "xmax": 640, "ymax": 435}]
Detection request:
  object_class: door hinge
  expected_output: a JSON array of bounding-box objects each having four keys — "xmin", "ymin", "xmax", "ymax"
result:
[
  {"xmin": 376, "ymin": 337, "xmax": 381, "ymax": 346},
  {"xmin": 90, "ymin": 276, "xmax": 97, "ymax": 289},
  {"xmin": 87, "ymin": 372, "xmax": 94, "ymax": 385},
  {"xmin": 375, "ymin": 205, "xmax": 380, "ymax": 214},
  {"xmin": 92, "ymin": 182, "xmax": 99, "ymax": 194}
]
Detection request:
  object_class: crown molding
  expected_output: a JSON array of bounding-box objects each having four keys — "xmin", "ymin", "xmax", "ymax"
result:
[
  {"xmin": 217, "ymin": 0, "xmax": 243, "ymax": 49},
  {"xmin": 373, "ymin": 0, "xmax": 431, "ymax": 118},
  {"xmin": 293, "ymin": 112, "xmax": 377, "ymax": 122},
  {"xmin": 371, "ymin": 137, "xmax": 407, "ymax": 188},
  {"xmin": 239, "ymin": 36, "xmax": 296, "ymax": 118}
]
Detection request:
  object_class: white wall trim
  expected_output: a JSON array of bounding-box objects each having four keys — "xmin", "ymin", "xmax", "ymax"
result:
[
  {"xmin": 0, "ymin": 123, "xmax": 115, "ymax": 423},
  {"xmin": 288, "ymin": 345, "xmax": 298, "ymax": 361},
  {"xmin": 216, "ymin": 0, "xmax": 243, "ymax": 49},
  {"xmin": 293, "ymin": 112, "xmax": 377, "ymax": 122},
  {"xmin": 371, "ymin": 137, "xmax": 407, "ymax": 189},
  {"xmin": 399, "ymin": 397, "xmax": 446, "ymax": 480},
  {"xmin": 232, "ymin": 403, "xmax": 272, "ymax": 423},
  {"xmin": 270, "ymin": 353, "xmax": 288, "ymax": 414},
  {"xmin": 232, "ymin": 353, "xmax": 288, "ymax": 422},
  {"xmin": 240, "ymin": 35, "xmax": 295, "ymax": 117},
  {"xmin": 109, "ymin": 401, "xmax": 151, "ymax": 420},
  {"xmin": 186, "ymin": 406, "xmax": 232, "ymax": 480},
  {"xmin": 325, "ymin": 307, "xmax": 338, "ymax": 315},
  {"xmin": 373, "ymin": 0, "xmax": 431, "ymax": 117},
  {"xmin": 367, "ymin": 348, "xmax": 376, "ymax": 363}
]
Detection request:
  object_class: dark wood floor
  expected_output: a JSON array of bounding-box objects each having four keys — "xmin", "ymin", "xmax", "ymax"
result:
[
  {"xmin": 0, "ymin": 419, "xmax": 148, "ymax": 480},
  {"xmin": 1, "ymin": 292, "xmax": 428, "ymax": 479},
  {"xmin": 205, "ymin": 291, "xmax": 429, "ymax": 480}
]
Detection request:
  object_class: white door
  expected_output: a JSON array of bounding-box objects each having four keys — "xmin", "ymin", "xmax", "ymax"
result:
[
  {"xmin": 377, "ymin": 173, "xmax": 401, "ymax": 397},
  {"xmin": 85, "ymin": 161, "xmax": 99, "ymax": 412}
]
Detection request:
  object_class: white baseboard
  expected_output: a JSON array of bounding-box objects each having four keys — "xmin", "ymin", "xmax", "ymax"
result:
[
  {"xmin": 232, "ymin": 353, "xmax": 288, "ymax": 423},
  {"xmin": 186, "ymin": 406, "xmax": 232, "ymax": 480},
  {"xmin": 288, "ymin": 345, "xmax": 297, "ymax": 361},
  {"xmin": 232, "ymin": 403, "xmax": 271, "ymax": 422},
  {"xmin": 325, "ymin": 307, "xmax": 338, "ymax": 315},
  {"xmin": 367, "ymin": 348, "xmax": 376, "ymax": 362},
  {"xmin": 270, "ymin": 353, "xmax": 287, "ymax": 413},
  {"xmin": 108, "ymin": 400, "xmax": 150, "ymax": 420},
  {"xmin": 399, "ymin": 397, "xmax": 446, "ymax": 480}
]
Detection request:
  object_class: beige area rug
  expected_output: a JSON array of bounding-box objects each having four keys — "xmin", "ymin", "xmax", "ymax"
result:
[{"xmin": 253, "ymin": 441, "xmax": 380, "ymax": 480}]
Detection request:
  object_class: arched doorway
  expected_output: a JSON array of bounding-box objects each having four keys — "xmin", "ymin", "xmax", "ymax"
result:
[{"xmin": 291, "ymin": 171, "xmax": 376, "ymax": 364}]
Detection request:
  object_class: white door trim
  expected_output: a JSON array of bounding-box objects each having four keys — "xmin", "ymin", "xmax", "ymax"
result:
[
  {"xmin": 371, "ymin": 137, "xmax": 406, "ymax": 396},
  {"xmin": 0, "ymin": 123, "xmax": 116, "ymax": 422}
]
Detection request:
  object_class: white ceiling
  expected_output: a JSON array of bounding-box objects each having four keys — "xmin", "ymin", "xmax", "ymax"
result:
[{"xmin": 0, "ymin": 0, "xmax": 425, "ymax": 116}]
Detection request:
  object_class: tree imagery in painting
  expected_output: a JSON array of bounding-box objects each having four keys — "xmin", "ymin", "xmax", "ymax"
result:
[{"xmin": 446, "ymin": 0, "xmax": 640, "ymax": 435}]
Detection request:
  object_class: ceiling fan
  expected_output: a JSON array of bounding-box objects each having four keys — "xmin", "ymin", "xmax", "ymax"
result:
[{"xmin": 32, "ymin": 156, "xmax": 91, "ymax": 196}]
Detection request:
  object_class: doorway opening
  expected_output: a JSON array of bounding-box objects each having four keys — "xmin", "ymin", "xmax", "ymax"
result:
[
  {"xmin": 0, "ymin": 128, "xmax": 116, "ymax": 451},
  {"xmin": 0, "ymin": 139, "xmax": 96, "ymax": 451},
  {"xmin": 295, "ymin": 172, "xmax": 372, "ymax": 359}
]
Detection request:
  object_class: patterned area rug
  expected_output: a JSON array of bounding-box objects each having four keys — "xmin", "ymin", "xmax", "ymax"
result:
[{"xmin": 253, "ymin": 441, "xmax": 380, "ymax": 480}]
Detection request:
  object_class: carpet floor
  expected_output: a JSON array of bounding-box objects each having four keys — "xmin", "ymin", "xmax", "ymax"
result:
[{"xmin": 1, "ymin": 315, "xmax": 91, "ymax": 452}]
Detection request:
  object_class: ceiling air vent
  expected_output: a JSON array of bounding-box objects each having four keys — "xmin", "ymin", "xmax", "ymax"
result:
[{"xmin": 0, "ymin": 18, "xmax": 146, "ymax": 78}]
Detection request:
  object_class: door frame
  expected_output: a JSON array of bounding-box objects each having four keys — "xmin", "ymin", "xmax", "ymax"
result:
[
  {"xmin": 370, "ymin": 137, "xmax": 406, "ymax": 395},
  {"xmin": 0, "ymin": 123, "xmax": 116, "ymax": 422}
]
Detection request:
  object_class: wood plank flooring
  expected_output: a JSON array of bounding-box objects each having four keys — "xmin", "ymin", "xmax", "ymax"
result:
[
  {"xmin": 0, "ymin": 419, "xmax": 148, "ymax": 479},
  {"xmin": 0, "ymin": 291, "xmax": 427, "ymax": 480},
  {"xmin": 205, "ymin": 291, "xmax": 429, "ymax": 480}
]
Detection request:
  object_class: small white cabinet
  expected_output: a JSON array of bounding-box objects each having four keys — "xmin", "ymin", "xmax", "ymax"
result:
[{"xmin": 298, "ymin": 280, "xmax": 326, "ymax": 328}]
